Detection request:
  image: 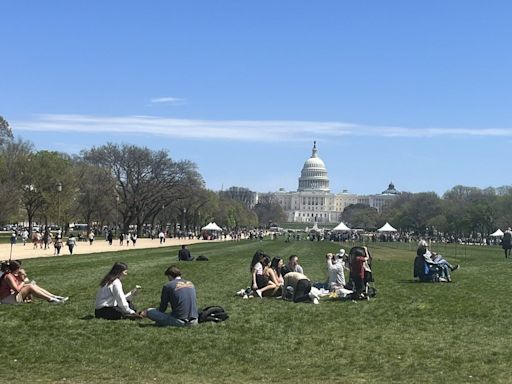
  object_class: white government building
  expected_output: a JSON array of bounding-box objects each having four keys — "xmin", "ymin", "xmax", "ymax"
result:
[{"xmin": 272, "ymin": 142, "xmax": 400, "ymax": 223}]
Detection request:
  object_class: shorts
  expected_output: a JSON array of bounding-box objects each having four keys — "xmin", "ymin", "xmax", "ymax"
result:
[
  {"xmin": 256, "ymin": 274, "xmax": 270, "ymax": 289},
  {"xmin": 0, "ymin": 292, "xmax": 24, "ymax": 304}
]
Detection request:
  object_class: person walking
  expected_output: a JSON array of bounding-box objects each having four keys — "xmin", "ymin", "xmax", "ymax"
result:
[{"xmin": 503, "ymin": 228, "xmax": 512, "ymax": 259}]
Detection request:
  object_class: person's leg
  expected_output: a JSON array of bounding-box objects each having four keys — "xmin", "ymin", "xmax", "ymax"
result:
[
  {"xmin": 146, "ymin": 308, "xmax": 186, "ymax": 327},
  {"xmin": 95, "ymin": 307, "xmax": 123, "ymax": 320},
  {"xmin": 256, "ymin": 281, "xmax": 277, "ymax": 297},
  {"xmin": 293, "ymin": 279, "xmax": 312, "ymax": 302},
  {"xmin": 20, "ymin": 285, "xmax": 54, "ymax": 301}
]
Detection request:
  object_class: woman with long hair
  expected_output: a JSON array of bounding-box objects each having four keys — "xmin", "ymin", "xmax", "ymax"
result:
[
  {"xmin": 94, "ymin": 262, "xmax": 141, "ymax": 320},
  {"xmin": 265, "ymin": 257, "xmax": 284, "ymax": 296},
  {"xmin": 0, "ymin": 260, "xmax": 67, "ymax": 304},
  {"xmin": 251, "ymin": 254, "xmax": 277, "ymax": 298}
]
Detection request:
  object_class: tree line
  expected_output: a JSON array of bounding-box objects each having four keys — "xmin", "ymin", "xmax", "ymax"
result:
[
  {"xmin": 342, "ymin": 186, "xmax": 512, "ymax": 238},
  {"xmin": 0, "ymin": 116, "xmax": 285, "ymax": 234}
]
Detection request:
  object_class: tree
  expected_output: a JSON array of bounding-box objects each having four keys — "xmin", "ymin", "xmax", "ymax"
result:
[
  {"xmin": 0, "ymin": 139, "xmax": 33, "ymax": 223},
  {"xmin": 0, "ymin": 116, "xmax": 14, "ymax": 146},
  {"xmin": 341, "ymin": 204, "xmax": 379, "ymax": 229},
  {"xmin": 253, "ymin": 194, "xmax": 286, "ymax": 226},
  {"xmin": 82, "ymin": 144, "xmax": 203, "ymax": 235}
]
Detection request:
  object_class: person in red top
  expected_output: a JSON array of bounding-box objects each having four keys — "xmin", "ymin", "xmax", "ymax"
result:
[
  {"xmin": 0, "ymin": 260, "xmax": 67, "ymax": 304},
  {"xmin": 349, "ymin": 246, "xmax": 370, "ymax": 299}
]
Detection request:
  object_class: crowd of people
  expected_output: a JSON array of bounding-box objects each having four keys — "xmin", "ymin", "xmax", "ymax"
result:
[{"xmin": 240, "ymin": 246, "xmax": 374, "ymax": 303}]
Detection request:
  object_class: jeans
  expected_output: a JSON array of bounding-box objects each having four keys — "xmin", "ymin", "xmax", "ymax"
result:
[{"xmin": 146, "ymin": 308, "xmax": 198, "ymax": 327}]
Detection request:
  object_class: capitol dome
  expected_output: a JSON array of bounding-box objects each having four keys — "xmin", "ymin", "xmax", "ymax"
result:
[{"xmin": 297, "ymin": 142, "xmax": 330, "ymax": 192}]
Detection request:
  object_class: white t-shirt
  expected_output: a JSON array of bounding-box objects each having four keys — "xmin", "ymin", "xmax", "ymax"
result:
[{"xmin": 94, "ymin": 278, "xmax": 134, "ymax": 314}]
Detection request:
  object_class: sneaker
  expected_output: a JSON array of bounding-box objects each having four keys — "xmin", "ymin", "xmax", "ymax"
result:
[
  {"xmin": 255, "ymin": 290, "xmax": 263, "ymax": 298},
  {"xmin": 49, "ymin": 297, "xmax": 63, "ymax": 304},
  {"xmin": 452, "ymin": 264, "xmax": 460, "ymax": 271},
  {"xmin": 242, "ymin": 294, "xmax": 249, "ymax": 299},
  {"xmin": 312, "ymin": 298, "xmax": 319, "ymax": 305},
  {"xmin": 438, "ymin": 277, "xmax": 447, "ymax": 282},
  {"xmin": 236, "ymin": 289, "xmax": 245, "ymax": 297},
  {"xmin": 60, "ymin": 296, "xmax": 69, "ymax": 302}
]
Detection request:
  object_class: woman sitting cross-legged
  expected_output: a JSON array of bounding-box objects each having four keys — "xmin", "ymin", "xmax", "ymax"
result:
[
  {"xmin": 0, "ymin": 260, "xmax": 68, "ymax": 304},
  {"xmin": 94, "ymin": 262, "xmax": 142, "ymax": 320}
]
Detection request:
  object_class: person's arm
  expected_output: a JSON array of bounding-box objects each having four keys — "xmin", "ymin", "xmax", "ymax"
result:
[
  {"xmin": 158, "ymin": 285, "xmax": 170, "ymax": 313},
  {"xmin": 252, "ymin": 268, "xmax": 258, "ymax": 290},
  {"xmin": 5, "ymin": 274, "xmax": 24, "ymax": 293},
  {"xmin": 111, "ymin": 280, "xmax": 135, "ymax": 314},
  {"xmin": 267, "ymin": 268, "xmax": 280, "ymax": 286}
]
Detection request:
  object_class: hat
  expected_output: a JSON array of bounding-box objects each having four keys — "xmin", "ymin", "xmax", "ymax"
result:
[{"xmin": 337, "ymin": 249, "xmax": 346, "ymax": 257}]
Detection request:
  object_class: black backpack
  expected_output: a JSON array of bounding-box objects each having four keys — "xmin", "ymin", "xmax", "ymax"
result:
[{"xmin": 198, "ymin": 306, "xmax": 229, "ymax": 323}]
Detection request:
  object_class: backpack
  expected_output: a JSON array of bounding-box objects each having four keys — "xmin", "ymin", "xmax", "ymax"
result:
[
  {"xmin": 198, "ymin": 306, "xmax": 229, "ymax": 323},
  {"xmin": 196, "ymin": 255, "xmax": 209, "ymax": 261}
]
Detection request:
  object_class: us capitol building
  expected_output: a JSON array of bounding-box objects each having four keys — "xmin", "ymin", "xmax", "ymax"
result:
[{"xmin": 272, "ymin": 142, "xmax": 400, "ymax": 223}]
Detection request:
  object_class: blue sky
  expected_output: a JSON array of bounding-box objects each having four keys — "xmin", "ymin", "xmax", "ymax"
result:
[{"xmin": 2, "ymin": 1, "xmax": 512, "ymax": 195}]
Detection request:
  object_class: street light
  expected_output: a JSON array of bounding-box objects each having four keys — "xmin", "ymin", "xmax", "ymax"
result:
[
  {"xmin": 56, "ymin": 182, "xmax": 62, "ymax": 233},
  {"xmin": 115, "ymin": 194, "xmax": 120, "ymax": 236}
]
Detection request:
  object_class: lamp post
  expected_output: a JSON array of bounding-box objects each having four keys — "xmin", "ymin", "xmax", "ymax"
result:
[
  {"xmin": 56, "ymin": 182, "xmax": 62, "ymax": 233},
  {"xmin": 115, "ymin": 194, "xmax": 120, "ymax": 236}
]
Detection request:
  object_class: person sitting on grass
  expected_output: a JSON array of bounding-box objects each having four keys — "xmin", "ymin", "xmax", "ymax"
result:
[
  {"xmin": 417, "ymin": 240, "xmax": 455, "ymax": 282},
  {"xmin": 250, "ymin": 253, "xmax": 277, "ymax": 298},
  {"xmin": 326, "ymin": 250, "xmax": 347, "ymax": 291},
  {"xmin": 0, "ymin": 260, "xmax": 68, "ymax": 304},
  {"xmin": 178, "ymin": 244, "xmax": 194, "ymax": 261},
  {"xmin": 281, "ymin": 254, "xmax": 304, "ymax": 275},
  {"xmin": 264, "ymin": 257, "xmax": 284, "ymax": 296},
  {"xmin": 141, "ymin": 265, "xmax": 198, "ymax": 327},
  {"xmin": 94, "ymin": 262, "xmax": 141, "ymax": 320}
]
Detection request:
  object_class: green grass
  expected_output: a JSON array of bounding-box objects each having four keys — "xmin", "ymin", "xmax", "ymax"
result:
[{"xmin": 0, "ymin": 239, "xmax": 510, "ymax": 383}]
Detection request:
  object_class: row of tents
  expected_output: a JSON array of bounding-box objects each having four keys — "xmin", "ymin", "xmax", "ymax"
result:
[{"xmin": 332, "ymin": 221, "xmax": 398, "ymax": 233}]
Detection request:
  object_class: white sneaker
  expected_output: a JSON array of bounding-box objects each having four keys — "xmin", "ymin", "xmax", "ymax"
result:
[
  {"xmin": 236, "ymin": 289, "xmax": 245, "ymax": 297},
  {"xmin": 49, "ymin": 297, "xmax": 63, "ymax": 304},
  {"xmin": 313, "ymin": 298, "xmax": 319, "ymax": 305}
]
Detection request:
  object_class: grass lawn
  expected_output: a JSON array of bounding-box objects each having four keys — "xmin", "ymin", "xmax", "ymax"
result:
[{"xmin": 0, "ymin": 239, "xmax": 510, "ymax": 383}]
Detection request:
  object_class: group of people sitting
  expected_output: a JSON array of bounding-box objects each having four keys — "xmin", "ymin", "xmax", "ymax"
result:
[
  {"xmin": 94, "ymin": 262, "xmax": 198, "ymax": 327},
  {"xmin": 414, "ymin": 240, "xmax": 460, "ymax": 282},
  {"xmin": 241, "ymin": 246, "xmax": 374, "ymax": 303},
  {"xmin": 0, "ymin": 260, "xmax": 68, "ymax": 304}
]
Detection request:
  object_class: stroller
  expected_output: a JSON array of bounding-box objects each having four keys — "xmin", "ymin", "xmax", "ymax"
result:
[
  {"xmin": 413, "ymin": 255, "xmax": 442, "ymax": 282},
  {"xmin": 346, "ymin": 246, "xmax": 377, "ymax": 300}
]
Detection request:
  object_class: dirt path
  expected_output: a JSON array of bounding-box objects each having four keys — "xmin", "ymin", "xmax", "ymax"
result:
[{"xmin": 1, "ymin": 237, "xmax": 229, "ymax": 261}]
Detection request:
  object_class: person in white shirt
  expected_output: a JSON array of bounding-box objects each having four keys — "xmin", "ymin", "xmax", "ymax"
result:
[
  {"xmin": 94, "ymin": 262, "xmax": 141, "ymax": 320},
  {"xmin": 326, "ymin": 249, "xmax": 347, "ymax": 290}
]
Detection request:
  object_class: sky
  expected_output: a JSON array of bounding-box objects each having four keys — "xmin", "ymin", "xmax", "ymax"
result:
[{"xmin": 2, "ymin": 1, "xmax": 512, "ymax": 196}]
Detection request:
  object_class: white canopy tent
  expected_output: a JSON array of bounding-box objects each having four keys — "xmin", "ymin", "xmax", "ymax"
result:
[
  {"xmin": 490, "ymin": 229, "xmax": 504, "ymax": 237},
  {"xmin": 332, "ymin": 222, "xmax": 351, "ymax": 231},
  {"xmin": 377, "ymin": 222, "xmax": 397, "ymax": 232},
  {"xmin": 201, "ymin": 222, "xmax": 223, "ymax": 231}
]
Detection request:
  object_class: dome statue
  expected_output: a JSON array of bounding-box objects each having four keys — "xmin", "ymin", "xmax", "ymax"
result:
[{"xmin": 297, "ymin": 141, "xmax": 330, "ymax": 192}]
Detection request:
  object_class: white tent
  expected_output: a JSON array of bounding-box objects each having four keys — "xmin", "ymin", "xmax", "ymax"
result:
[
  {"xmin": 490, "ymin": 229, "xmax": 504, "ymax": 237},
  {"xmin": 201, "ymin": 222, "xmax": 222, "ymax": 231},
  {"xmin": 332, "ymin": 222, "xmax": 351, "ymax": 231},
  {"xmin": 377, "ymin": 222, "xmax": 397, "ymax": 232}
]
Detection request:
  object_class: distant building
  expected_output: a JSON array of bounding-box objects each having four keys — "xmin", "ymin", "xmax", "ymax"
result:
[{"xmin": 270, "ymin": 142, "xmax": 400, "ymax": 223}]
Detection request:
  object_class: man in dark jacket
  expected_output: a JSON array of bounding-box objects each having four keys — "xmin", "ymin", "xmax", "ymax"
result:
[{"xmin": 178, "ymin": 244, "xmax": 194, "ymax": 261}]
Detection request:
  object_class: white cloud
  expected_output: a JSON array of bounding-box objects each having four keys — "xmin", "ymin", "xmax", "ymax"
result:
[
  {"xmin": 150, "ymin": 97, "xmax": 186, "ymax": 105},
  {"xmin": 12, "ymin": 114, "xmax": 512, "ymax": 142}
]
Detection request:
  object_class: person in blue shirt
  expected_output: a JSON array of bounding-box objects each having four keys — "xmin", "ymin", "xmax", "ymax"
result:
[{"xmin": 142, "ymin": 265, "xmax": 198, "ymax": 327}]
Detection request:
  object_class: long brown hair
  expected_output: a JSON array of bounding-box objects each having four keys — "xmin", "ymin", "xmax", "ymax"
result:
[{"xmin": 99, "ymin": 262, "xmax": 128, "ymax": 287}]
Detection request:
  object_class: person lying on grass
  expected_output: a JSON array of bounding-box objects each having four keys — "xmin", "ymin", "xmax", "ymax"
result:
[
  {"xmin": 0, "ymin": 260, "xmax": 68, "ymax": 304},
  {"xmin": 140, "ymin": 265, "xmax": 198, "ymax": 327},
  {"xmin": 95, "ymin": 262, "xmax": 142, "ymax": 320}
]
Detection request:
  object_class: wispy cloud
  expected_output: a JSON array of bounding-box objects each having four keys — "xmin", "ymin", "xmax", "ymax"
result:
[
  {"xmin": 150, "ymin": 97, "xmax": 186, "ymax": 105},
  {"xmin": 13, "ymin": 114, "xmax": 512, "ymax": 142}
]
